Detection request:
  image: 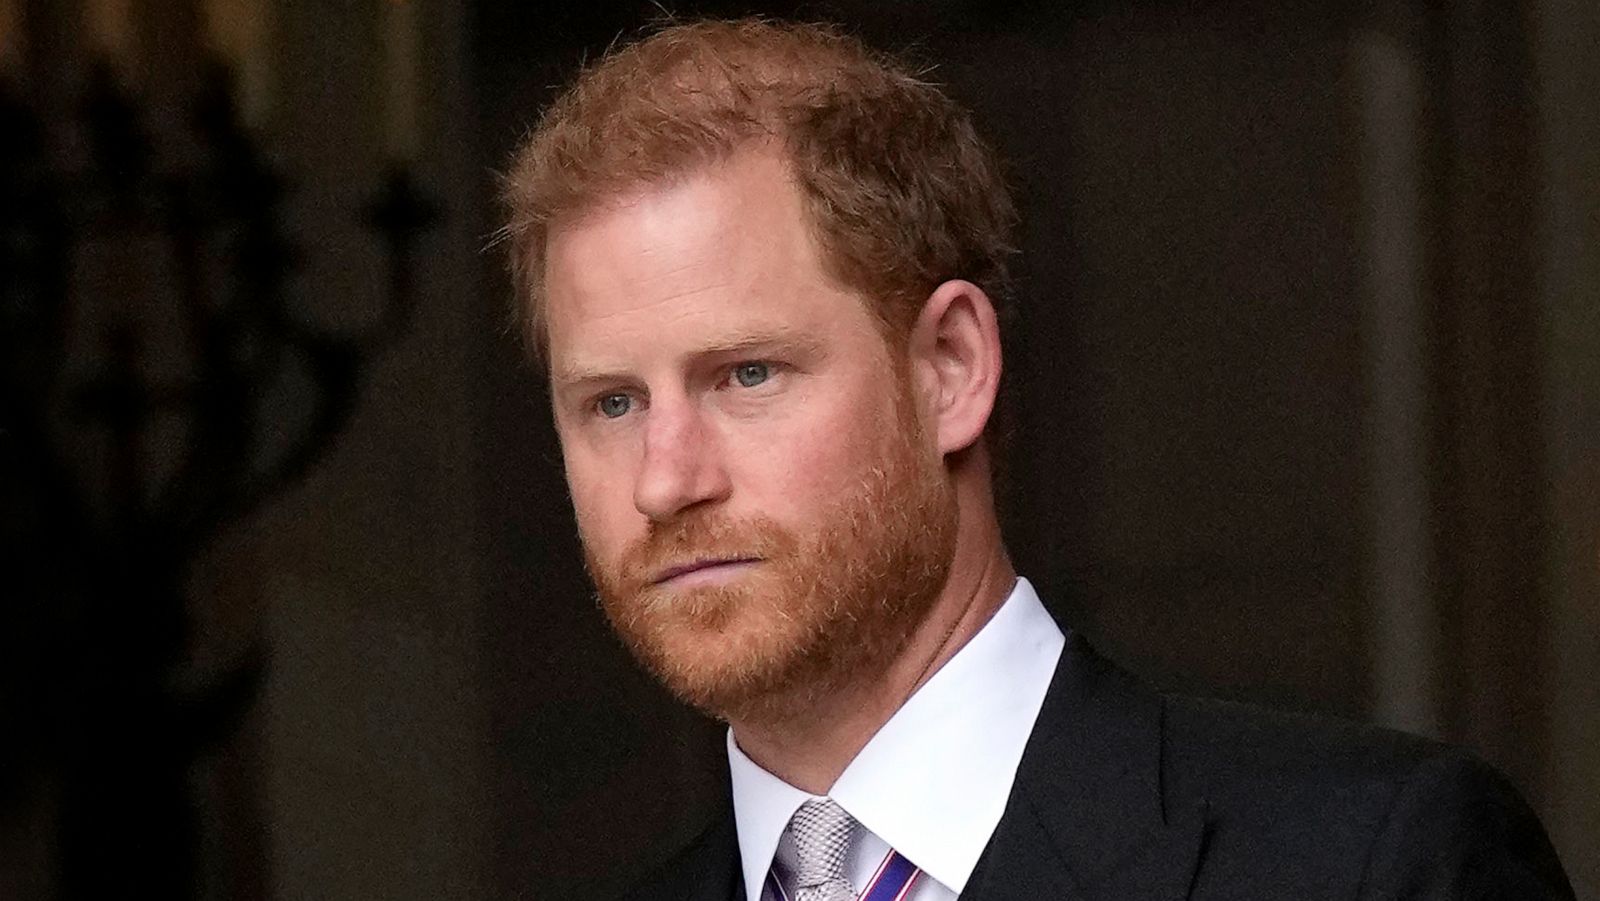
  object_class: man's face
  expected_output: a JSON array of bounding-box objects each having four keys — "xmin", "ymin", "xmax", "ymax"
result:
[{"xmin": 542, "ymin": 149, "xmax": 957, "ymax": 722}]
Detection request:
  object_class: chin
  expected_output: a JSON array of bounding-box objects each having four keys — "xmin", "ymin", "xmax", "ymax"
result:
[
  {"xmin": 609, "ymin": 581, "xmax": 824, "ymax": 718},
  {"xmin": 614, "ymin": 555, "xmax": 947, "ymax": 724}
]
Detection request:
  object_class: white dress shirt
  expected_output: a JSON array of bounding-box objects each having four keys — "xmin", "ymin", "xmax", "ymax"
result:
[{"xmin": 727, "ymin": 577, "xmax": 1066, "ymax": 901}]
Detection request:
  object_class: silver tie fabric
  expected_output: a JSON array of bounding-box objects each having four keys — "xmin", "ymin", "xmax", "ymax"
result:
[{"xmin": 782, "ymin": 799, "xmax": 859, "ymax": 901}]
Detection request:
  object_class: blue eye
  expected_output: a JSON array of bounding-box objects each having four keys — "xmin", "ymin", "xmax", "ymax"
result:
[
  {"xmin": 733, "ymin": 362, "xmax": 770, "ymax": 388},
  {"xmin": 597, "ymin": 394, "xmax": 632, "ymax": 418}
]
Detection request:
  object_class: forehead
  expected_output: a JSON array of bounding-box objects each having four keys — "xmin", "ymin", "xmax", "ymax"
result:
[{"xmin": 542, "ymin": 150, "xmax": 876, "ymax": 376}]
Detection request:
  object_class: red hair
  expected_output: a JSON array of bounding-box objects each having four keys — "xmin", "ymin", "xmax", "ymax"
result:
[{"xmin": 499, "ymin": 18, "xmax": 1018, "ymax": 358}]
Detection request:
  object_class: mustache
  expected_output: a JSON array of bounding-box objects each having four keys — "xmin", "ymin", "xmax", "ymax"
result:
[{"xmin": 615, "ymin": 512, "xmax": 797, "ymax": 589}]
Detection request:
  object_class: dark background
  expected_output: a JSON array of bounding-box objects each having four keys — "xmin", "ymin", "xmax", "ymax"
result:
[{"xmin": 2, "ymin": 1, "xmax": 1596, "ymax": 899}]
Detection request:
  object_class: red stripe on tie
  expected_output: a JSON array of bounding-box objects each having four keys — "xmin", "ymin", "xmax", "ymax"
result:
[
  {"xmin": 860, "ymin": 850, "xmax": 920, "ymax": 901},
  {"xmin": 767, "ymin": 847, "xmax": 921, "ymax": 901},
  {"xmin": 891, "ymin": 869, "xmax": 920, "ymax": 901}
]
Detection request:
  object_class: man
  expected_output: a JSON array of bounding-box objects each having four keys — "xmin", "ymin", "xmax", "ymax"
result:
[{"xmin": 500, "ymin": 18, "xmax": 1573, "ymax": 901}]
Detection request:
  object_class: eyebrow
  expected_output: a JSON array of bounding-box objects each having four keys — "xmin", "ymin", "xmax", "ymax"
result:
[{"xmin": 550, "ymin": 329, "xmax": 826, "ymax": 388}]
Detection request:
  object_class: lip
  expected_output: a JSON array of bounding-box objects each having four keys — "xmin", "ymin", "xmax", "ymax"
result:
[{"xmin": 651, "ymin": 557, "xmax": 761, "ymax": 586}]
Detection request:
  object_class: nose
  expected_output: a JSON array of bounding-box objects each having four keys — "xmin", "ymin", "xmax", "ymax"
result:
[{"xmin": 633, "ymin": 399, "xmax": 731, "ymax": 521}]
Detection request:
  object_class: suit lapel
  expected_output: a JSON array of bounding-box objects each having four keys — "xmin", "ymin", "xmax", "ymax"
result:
[
  {"xmin": 648, "ymin": 811, "xmax": 742, "ymax": 901},
  {"xmin": 965, "ymin": 634, "xmax": 1207, "ymax": 901}
]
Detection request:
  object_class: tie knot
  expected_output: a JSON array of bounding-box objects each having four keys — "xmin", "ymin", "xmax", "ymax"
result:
[{"xmin": 783, "ymin": 798, "xmax": 858, "ymax": 893}]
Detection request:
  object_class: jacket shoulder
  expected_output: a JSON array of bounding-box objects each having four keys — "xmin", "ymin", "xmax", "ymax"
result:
[
  {"xmin": 1163, "ymin": 691, "xmax": 1453, "ymax": 797},
  {"xmin": 1159, "ymin": 693, "xmax": 1573, "ymax": 897}
]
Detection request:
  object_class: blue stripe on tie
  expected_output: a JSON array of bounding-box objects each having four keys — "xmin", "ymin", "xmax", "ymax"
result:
[
  {"xmin": 860, "ymin": 850, "xmax": 920, "ymax": 901},
  {"xmin": 767, "ymin": 849, "xmax": 921, "ymax": 901}
]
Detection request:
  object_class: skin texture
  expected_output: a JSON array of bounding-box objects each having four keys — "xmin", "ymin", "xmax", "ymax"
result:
[{"xmin": 544, "ymin": 147, "xmax": 1017, "ymax": 792}]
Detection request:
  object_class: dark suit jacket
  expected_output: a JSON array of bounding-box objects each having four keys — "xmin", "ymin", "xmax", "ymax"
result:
[{"xmin": 626, "ymin": 633, "xmax": 1574, "ymax": 900}]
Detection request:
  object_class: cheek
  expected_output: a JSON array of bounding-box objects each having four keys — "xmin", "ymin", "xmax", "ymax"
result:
[
  {"xmin": 730, "ymin": 384, "xmax": 891, "ymax": 503},
  {"xmin": 564, "ymin": 457, "xmax": 635, "ymax": 553}
]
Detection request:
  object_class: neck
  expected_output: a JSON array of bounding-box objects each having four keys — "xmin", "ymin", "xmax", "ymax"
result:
[{"xmin": 728, "ymin": 455, "xmax": 1015, "ymax": 793}]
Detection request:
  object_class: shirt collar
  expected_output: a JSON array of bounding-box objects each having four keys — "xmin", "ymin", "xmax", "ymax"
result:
[
  {"xmin": 727, "ymin": 732, "xmax": 813, "ymax": 901},
  {"xmin": 727, "ymin": 577, "xmax": 1065, "ymax": 901}
]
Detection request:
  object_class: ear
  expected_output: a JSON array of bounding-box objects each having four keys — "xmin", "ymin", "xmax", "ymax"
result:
[{"xmin": 907, "ymin": 279, "xmax": 1002, "ymax": 455}]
